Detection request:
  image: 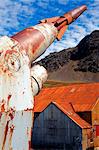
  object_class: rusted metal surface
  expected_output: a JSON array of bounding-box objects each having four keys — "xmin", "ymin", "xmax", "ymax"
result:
[
  {"xmin": 0, "ymin": 36, "xmax": 33, "ymax": 149},
  {"xmin": 0, "ymin": 36, "xmax": 48, "ymax": 149},
  {"xmin": 0, "ymin": 110, "xmax": 33, "ymax": 150},
  {"xmin": 40, "ymin": 5, "xmax": 87, "ymax": 40},
  {"xmin": 34, "ymin": 83, "xmax": 99, "ymax": 149},
  {"xmin": 35, "ymin": 83, "xmax": 99, "ymax": 112},
  {"xmin": 12, "ymin": 5, "xmax": 87, "ymax": 52},
  {"xmin": 32, "ymin": 103, "xmax": 90, "ymax": 149},
  {"xmin": 34, "ymin": 100, "xmax": 91, "ymax": 129},
  {"xmin": 0, "ymin": 6, "xmax": 87, "ymax": 149},
  {"xmin": 0, "ymin": 37, "xmax": 33, "ymax": 111},
  {"xmin": 12, "ymin": 23, "xmax": 58, "ymax": 62},
  {"xmin": 68, "ymin": 5, "xmax": 87, "ymax": 21},
  {"xmin": 53, "ymin": 102, "xmax": 91, "ymax": 129}
]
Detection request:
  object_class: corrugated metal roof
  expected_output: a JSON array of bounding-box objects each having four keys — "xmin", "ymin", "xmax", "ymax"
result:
[
  {"xmin": 34, "ymin": 83, "xmax": 99, "ymax": 128},
  {"xmin": 34, "ymin": 100, "xmax": 91, "ymax": 129},
  {"xmin": 53, "ymin": 102, "xmax": 91, "ymax": 129},
  {"xmin": 34, "ymin": 82, "xmax": 99, "ymax": 112}
]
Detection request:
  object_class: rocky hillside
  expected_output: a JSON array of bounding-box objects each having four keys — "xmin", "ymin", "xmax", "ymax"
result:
[{"xmin": 33, "ymin": 30, "xmax": 99, "ymax": 82}]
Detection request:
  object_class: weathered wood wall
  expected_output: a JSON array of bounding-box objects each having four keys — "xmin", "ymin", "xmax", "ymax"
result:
[{"xmin": 32, "ymin": 103, "xmax": 82, "ymax": 149}]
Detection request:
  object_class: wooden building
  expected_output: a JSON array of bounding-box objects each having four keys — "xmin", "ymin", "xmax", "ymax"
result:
[{"xmin": 32, "ymin": 83, "xmax": 99, "ymax": 150}]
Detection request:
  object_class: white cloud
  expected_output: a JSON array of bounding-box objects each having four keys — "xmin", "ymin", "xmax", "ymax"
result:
[
  {"xmin": 0, "ymin": 0, "xmax": 98, "ymax": 61},
  {"xmin": 37, "ymin": 0, "xmax": 99, "ymax": 61},
  {"xmin": 58, "ymin": 0, "xmax": 69, "ymax": 5},
  {"xmin": 0, "ymin": 0, "xmax": 36, "ymax": 36}
]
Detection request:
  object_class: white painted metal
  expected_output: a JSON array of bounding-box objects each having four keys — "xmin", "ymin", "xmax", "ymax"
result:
[
  {"xmin": 31, "ymin": 65, "xmax": 48, "ymax": 96},
  {"xmin": 31, "ymin": 23, "xmax": 58, "ymax": 61},
  {"xmin": 34, "ymin": 23, "xmax": 57, "ymax": 45},
  {"xmin": 0, "ymin": 110, "xmax": 33, "ymax": 150},
  {"xmin": 0, "ymin": 36, "xmax": 33, "ymax": 111},
  {"xmin": 0, "ymin": 36, "xmax": 48, "ymax": 149}
]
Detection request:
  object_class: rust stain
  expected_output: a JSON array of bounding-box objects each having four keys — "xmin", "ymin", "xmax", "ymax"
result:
[
  {"xmin": 1, "ymin": 103, "xmax": 5, "ymax": 112},
  {"xmin": 7, "ymin": 95, "xmax": 12, "ymax": 108},
  {"xmin": 28, "ymin": 140, "xmax": 31, "ymax": 150},
  {"xmin": 0, "ymin": 112, "xmax": 2, "ymax": 119},
  {"xmin": 27, "ymin": 127, "xmax": 29, "ymax": 136},
  {"xmin": 9, "ymin": 124, "xmax": 15, "ymax": 148},
  {"xmin": 3, "ymin": 69, "xmax": 7, "ymax": 73},
  {"xmin": 24, "ymin": 108, "xmax": 33, "ymax": 111},
  {"xmin": 35, "ymin": 83, "xmax": 99, "ymax": 112},
  {"xmin": 8, "ymin": 95, "xmax": 12, "ymax": 101},
  {"xmin": 28, "ymin": 128, "xmax": 32, "ymax": 150},
  {"xmin": 9, "ymin": 108, "xmax": 15, "ymax": 120},
  {"xmin": 1, "ymin": 99, "xmax": 6, "ymax": 112},
  {"xmin": 31, "ymin": 30, "xmax": 45, "ymax": 54},
  {"xmin": 9, "ymin": 112, "xmax": 14, "ymax": 120},
  {"xmin": 5, "ymin": 50, "xmax": 18, "ymax": 56},
  {"xmin": 2, "ymin": 121, "xmax": 9, "ymax": 150},
  {"xmin": 12, "ymin": 28, "xmax": 45, "ymax": 55}
]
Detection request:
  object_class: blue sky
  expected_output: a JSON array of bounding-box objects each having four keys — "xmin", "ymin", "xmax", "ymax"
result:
[{"xmin": 0, "ymin": 0, "xmax": 99, "ymax": 59}]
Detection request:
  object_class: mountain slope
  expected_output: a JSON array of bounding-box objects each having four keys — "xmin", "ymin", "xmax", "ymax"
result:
[{"xmin": 33, "ymin": 30, "xmax": 99, "ymax": 82}]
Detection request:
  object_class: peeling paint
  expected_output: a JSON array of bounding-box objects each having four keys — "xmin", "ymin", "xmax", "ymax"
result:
[{"xmin": 0, "ymin": 35, "xmax": 48, "ymax": 149}]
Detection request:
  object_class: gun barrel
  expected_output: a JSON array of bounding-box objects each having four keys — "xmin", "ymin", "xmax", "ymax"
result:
[
  {"xmin": 55, "ymin": 5, "xmax": 87, "ymax": 29},
  {"xmin": 67, "ymin": 5, "xmax": 87, "ymax": 21},
  {"xmin": 11, "ymin": 5, "xmax": 87, "ymax": 61}
]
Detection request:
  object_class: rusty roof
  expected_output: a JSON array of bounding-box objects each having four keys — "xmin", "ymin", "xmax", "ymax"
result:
[
  {"xmin": 53, "ymin": 102, "xmax": 91, "ymax": 129},
  {"xmin": 34, "ymin": 100, "xmax": 91, "ymax": 129},
  {"xmin": 34, "ymin": 82, "xmax": 99, "ymax": 112}
]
